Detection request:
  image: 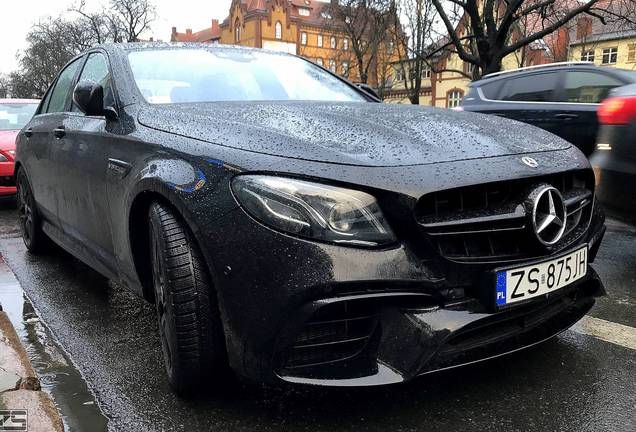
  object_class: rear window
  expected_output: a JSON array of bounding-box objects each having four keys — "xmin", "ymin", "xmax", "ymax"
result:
[
  {"xmin": 498, "ymin": 72, "xmax": 559, "ymax": 102},
  {"xmin": 558, "ymin": 71, "xmax": 624, "ymax": 103}
]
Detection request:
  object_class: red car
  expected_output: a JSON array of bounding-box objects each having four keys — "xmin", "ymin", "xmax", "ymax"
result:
[{"xmin": 0, "ymin": 99, "xmax": 39, "ymax": 195}]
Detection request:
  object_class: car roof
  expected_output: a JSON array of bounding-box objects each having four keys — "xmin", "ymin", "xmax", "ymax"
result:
[
  {"xmin": 0, "ymin": 98, "xmax": 40, "ymax": 104},
  {"xmin": 470, "ymin": 63, "xmax": 629, "ymax": 87}
]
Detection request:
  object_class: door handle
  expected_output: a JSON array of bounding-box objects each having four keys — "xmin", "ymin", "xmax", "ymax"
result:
[
  {"xmin": 24, "ymin": 128, "xmax": 33, "ymax": 138},
  {"xmin": 555, "ymin": 113, "xmax": 579, "ymax": 120},
  {"xmin": 53, "ymin": 126, "xmax": 65, "ymax": 138}
]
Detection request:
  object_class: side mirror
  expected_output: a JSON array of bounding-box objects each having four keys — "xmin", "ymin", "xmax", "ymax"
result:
[{"xmin": 73, "ymin": 80, "xmax": 118, "ymax": 120}]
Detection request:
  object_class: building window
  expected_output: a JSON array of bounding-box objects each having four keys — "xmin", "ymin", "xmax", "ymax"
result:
[
  {"xmin": 447, "ymin": 90, "xmax": 463, "ymax": 108},
  {"xmin": 465, "ymin": 62, "xmax": 475, "ymax": 74},
  {"xmin": 395, "ymin": 69, "xmax": 403, "ymax": 82},
  {"xmin": 330, "ymin": 36, "xmax": 337, "ymax": 49},
  {"xmin": 342, "ymin": 62, "xmax": 349, "ymax": 76},
  {"xmin": 275, "ymin": 21, "xmax": 282, "ymax": 40},
  {"xmin": 317, "ymin": 34, "xmax": 323, "ymax": 47},
  {"xmin": 388, "ymin": 41, "xmax": 394, "ymax": 54},
  {"xmin": 343, "ymin": 38, "xmax": 349, "ymax": 51},
  {"xmin": 329, "ymin": 59, "xmax": 336, "ymax": 73},
  {"xmin": 301, "ymin": 32, "xmax": 307, "ymax": 45},
  {"xmin": 234, "ymin": 19, "xmax": 241, "ymax": 43},
  {"xmin": 316, "ymin": 58, "xmax": 323, "ymax": 67},
  {"xmin": 581, "ymin": 50, "xmax": 595, "ymax": 62},
  {"xmin": 422, "ymin": 67, "xmax": 431, "ymax": 79},
  {"xmin": 321, "ymin": 12, "xmax": 332, "ymax": 19},
  {"xmin": 298, "ymin": 7, "xmax": 310, "ymax": 16},
  {"xmin": 628, "ymin": 45, "xmax": 636, "ymax": 62},
  {"xmin": 602, "ymin": 47, "xmax": 618, "ymax": 65}
]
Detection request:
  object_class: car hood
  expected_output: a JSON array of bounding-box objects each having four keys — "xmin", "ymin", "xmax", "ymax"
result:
[
  {"xmin": 138, "ymin": 102, "xmax": 571, "ymax": 167},
  {"xmin": 0, "ymin": 130, "xmax": 18, "ymax": 152}
]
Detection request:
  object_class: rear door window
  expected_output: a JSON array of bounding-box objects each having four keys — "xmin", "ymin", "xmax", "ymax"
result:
[
  {"xmin": 558, "ymin": 71, "xmax": 624, "ymax": 103},
  {"xmin": 498, "ymin": 73, "xmax": 559, "ymax": 102}
]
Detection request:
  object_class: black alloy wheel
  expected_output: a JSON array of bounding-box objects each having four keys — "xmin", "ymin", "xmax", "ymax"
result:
[{"xmin": 148, "ymin": 201, "xmax": 228, "ymax": 394}]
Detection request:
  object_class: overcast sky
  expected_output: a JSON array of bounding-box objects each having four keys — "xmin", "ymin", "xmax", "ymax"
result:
[{"xmin": 0, "ymin": 0, "xmax": 237, "ymax": 75}]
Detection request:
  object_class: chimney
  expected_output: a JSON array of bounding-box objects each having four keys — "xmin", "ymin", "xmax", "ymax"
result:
[
  {"xmin": 186, "ymin": 28, "xmax": 192, "ymax": 35},
  {"xmin": 171, "ymin": 27, "xmax": 177, "ymax": 42}
]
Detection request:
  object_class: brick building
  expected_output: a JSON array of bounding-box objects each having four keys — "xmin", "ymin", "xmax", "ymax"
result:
[{"xmin": 171, "ymin": 0, "xmax": 400, "ymax": 86}]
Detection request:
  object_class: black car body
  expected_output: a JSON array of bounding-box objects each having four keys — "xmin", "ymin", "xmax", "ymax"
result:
[
  {"xmin": 461, "ymin": 62, "xmax": 636, "ymax": 156},
  {"xmin": 15, "ymin": 44, "xmax": 606, "ymax": 391},
  {"xmin": 591, "ymin": 83, "xmax": 636, "ymax": 224}
]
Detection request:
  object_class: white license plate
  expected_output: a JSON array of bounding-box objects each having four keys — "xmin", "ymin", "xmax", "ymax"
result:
[{"xmin": 495, "ymin": 246, "xmax": 588, "ymax": 307}]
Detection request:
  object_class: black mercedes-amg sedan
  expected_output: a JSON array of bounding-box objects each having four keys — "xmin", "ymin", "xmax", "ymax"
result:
[{"xmin": 15, "ymin": 43, "xmax": 606, "ymax": 393}]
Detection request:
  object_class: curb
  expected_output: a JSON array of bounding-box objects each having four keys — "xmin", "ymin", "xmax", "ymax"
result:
[{"xmin": 0, "ymin": 309, "xmax": 64, "ymax": 431}]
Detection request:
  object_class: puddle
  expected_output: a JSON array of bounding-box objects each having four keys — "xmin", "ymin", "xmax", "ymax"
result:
[{"xmin": 0, "ymin": 256, "xmax": 109, "ymax": 431}]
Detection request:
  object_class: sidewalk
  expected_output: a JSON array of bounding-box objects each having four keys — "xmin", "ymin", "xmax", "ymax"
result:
[{"xmin": 1, "ymin": 302, "xmax": 64, "ymax": 431}]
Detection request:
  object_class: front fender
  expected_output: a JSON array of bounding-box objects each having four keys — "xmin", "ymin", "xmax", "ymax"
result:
[{"xmin": 111, "ymin": 155, "xmax": 242, "ymax": 298}]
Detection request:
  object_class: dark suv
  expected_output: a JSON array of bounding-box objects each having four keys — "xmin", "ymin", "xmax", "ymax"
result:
[{"xmin": 461, "ymin": 62, "xmax": 636, "ymax": 156}]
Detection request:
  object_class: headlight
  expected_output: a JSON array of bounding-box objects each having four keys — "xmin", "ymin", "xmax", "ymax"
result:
[
  {"xmin": 0, "ymin": 154, "xmax": 8, "ymax": 162},
  {"xmin": 231, "ymin": 175, "xmax": 395, "ymax": 247}
]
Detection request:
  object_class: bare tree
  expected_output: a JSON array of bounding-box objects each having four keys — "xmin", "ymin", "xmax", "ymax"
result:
[
  {"xmin": 110, "ymin": 0, "xmax": 156, "ymax": 42},
  {"xmin": 0, "ymin": 75, "xmax": 9, "ymax": 98},
  {"xmin": 328, "ymin": 0, "xmax": 396, "ymax": 83},
  {"xmin": 8, "ymin": 0, "xmax": 157, "ymax": 98},
  {"xmin": 70, "ymin": 0, "xmax": 118, "ymax": 44},
  {"xmin": 392, "ymin": 0, "xmax": 440, "ymax": 104},
  {"xmin": 430, "ymin": 0, "xmax": 617, "ymax": 77},
  {"xmin": 8, "ymin": 17, "xmax": 86, "ymax": 98}
]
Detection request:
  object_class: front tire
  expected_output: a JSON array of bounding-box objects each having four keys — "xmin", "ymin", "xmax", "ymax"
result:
[
  {"xmin": 148, "ymin": 202, "xmax": 227, "ymax": 394},
  {"xmin": 16, "ymin": 168, "xmax": 51, "ymax": 254}
]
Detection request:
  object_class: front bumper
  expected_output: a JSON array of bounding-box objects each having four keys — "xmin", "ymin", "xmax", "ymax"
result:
[
  {"xmin": 278, "ymin": 271, "xmax": 602, "ymax": 386},
  {"xmin": 202, "ymin": 194, "xmax": 606, "ymax": 386}
]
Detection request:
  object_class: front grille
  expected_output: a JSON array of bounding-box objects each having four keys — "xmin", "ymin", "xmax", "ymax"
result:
[
  {"xmin": 415, "ymin": 171, "xmax": 594, "ymax": 263},
  {"xmin": 281, "ymin": 300, "xmax": 379, "ymax": 370}
]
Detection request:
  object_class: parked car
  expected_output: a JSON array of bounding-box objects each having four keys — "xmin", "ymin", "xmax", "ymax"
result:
[
  {"xmin": 460, "ymin": 62, "xmax": 636, "ymax": 156},
  {"xmin": 16, "ymin": 44, "xmax": 606, "ymax": 393},
  {"xmin": 0, "ymin": 99, "xmax": 39, "ymax": 196},
  {"xmin": 591, "ymin": 83, "xmax": 636, "ymax": 224}
]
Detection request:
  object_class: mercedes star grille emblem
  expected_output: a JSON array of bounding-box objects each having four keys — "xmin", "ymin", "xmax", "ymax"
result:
[
  {"xmin": 522, "ymin": 156, "xmax": 539, "ymax": 168},
  {"xmin": 530, "ymin": 185, "xmax": 567, "ymax": 246}
]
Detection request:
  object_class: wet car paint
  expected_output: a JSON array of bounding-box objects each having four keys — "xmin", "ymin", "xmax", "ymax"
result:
[
  {"xmin": 15, "ymin": 43, "xmax": 606, "ymax": 386},
  {"xmin": 137, "ymin": 102, "xmax": 570, "ymax": 167}
]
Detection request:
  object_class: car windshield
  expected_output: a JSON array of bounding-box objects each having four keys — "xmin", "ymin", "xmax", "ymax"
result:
[
  {"xmin": 127, "ymin": 48, "xmax": 366, "ymax": 104},
  {"xmin": 0, "ymin": 103, "xmax": 38, "ymax": 131}
]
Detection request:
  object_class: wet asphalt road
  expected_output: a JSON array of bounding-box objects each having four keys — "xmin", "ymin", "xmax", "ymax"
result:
[{"xmin": 0, "ymin": 199, "xmax": 634, "ymax": 432}]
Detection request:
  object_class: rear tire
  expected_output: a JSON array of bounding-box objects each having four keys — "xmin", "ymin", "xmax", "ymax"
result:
[
  {"xmin": 148, "ymin": 201, "xmax": 228, "ymax": 394},
  {"xmin": 16, "ymin": 168, "xmax": 51, "ymax": 254}
]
